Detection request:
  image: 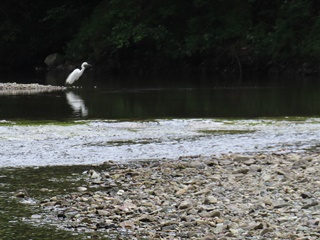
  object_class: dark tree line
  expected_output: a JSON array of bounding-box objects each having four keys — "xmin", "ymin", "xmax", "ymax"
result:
[{"xmin": 1, "ymin": 0, "xmax": 320, "ymax": 74}]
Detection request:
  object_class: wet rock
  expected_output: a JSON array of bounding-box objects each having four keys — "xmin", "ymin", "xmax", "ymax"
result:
[
  {"xmin": 64, "ymin": 209, "xmax": 79, "ymax": 218},
  {"xmin": 77, "ymin": 186, "xmax": 87, "ymax": 192},
  {"xmin": 15, "ymin": 191, "xmax": 26, "ymax": 198},
  {"xmin": 40, "ymin": 188, "xmax": 51, "ymax": 192},
  {"xmin": 40, "ymin": 201, "xmax": 56, "ymax": 207},
  {"xmin": 31, "ymin": 214, "xmax": 42, "ymax": 219},
  {"xmin": 89, "ymin": 170, "xmax": 100, "ymax": 179}
]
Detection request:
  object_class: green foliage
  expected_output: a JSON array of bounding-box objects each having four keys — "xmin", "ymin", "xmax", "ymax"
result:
[
  {"xmin": 268, "ymin": 0, "xmax": 310, "ymax": 58},
  {"xmin": 3, "ymin": 0, "xmax": 320, "ymax": 71},
  {"xmin": 246, "ymin": 0, "xmax": 316, "ymax": 59},
  {"xmin": 66, "ymin": 0, "xmax": 173, "ymax": 62},
  {"xmin": 301, "ymin": 16, "xmax": 320, "ymax": 57},
  {"xmin": 184, "ymin": 0, "xmax": 250, "ymax": 56},
  {"xmin": 66, "ymin": 0, "xmax": 252, "ymax": 70},
  {"xmin": 0, "ymin": 20, "xmax": 20, "ymax": 42},
  {"xmin": 0, "ymin": 0, "xmax": 98, "ymax": 67}
]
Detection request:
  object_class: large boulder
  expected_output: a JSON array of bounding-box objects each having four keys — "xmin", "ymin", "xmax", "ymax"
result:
[{"xmin": 44, "ymin": 53, "xmax": 64, "ymax": 67}]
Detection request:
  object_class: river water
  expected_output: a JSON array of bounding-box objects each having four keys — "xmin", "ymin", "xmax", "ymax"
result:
[
  {"xmin": 2, "ymin": 71, "xmax": 320, "ymax": 120},
  {"xmin": 1, "ymin": 73, "xmax": 320, "ymax": 166},
  {"xmin": 1, "ymin": 72, "xmax": 320, "ymax": 239}
]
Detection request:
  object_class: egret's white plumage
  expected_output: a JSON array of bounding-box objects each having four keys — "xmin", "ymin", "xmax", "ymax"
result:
[{"xmin": 65, "ymin": 62, "xmax": 91, "ymax": 85}]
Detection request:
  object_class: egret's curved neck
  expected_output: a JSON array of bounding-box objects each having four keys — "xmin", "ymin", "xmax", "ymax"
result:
[{"xmin": 80, "ymin": 65, "xmax": 86, "ymax": 73}]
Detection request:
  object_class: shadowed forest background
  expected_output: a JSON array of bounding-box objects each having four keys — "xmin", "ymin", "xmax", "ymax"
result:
[{"xmin": 1, "ymin": 0, "xmax": 320, "ymax": 76}]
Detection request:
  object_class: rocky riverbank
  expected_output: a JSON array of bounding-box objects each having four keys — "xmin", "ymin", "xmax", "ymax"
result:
[
  {"xmin": 18, "ymin": 153, "xmax": 320, "ymax": 239},
  {"xmin": 0, "ymin": 82, "xmax": 66, "ymax": 95}
]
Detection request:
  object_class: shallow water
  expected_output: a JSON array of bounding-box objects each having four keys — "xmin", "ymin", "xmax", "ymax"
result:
[
  {"xmin": 1, "ymin": 118, "xmax": 320, "ymax": 168},
  {"xmin": 1, "ymin": 72, "xmax": 320, "ymax": 239},
  {"xmin": 2, "ymin": 72, "xmax": 320, "ymax": 120},
  {"xmin": 1, "ymin": 118, "xmax": 320, "ymax": 240},
  {"xmin": 0, "ymin": 165, "xmax": 107, "ymax": 240},
  {"xmin": 1, "ymin": 72, "xmax": 320, "ymax": 167}
]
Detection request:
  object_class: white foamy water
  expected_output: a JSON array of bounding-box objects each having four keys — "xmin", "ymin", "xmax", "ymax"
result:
[{"xmin": 1, "ymin": 118, "xmax": 320, "ymax": 167}]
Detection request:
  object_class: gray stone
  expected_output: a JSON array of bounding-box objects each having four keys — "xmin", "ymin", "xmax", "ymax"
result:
[
  {"xmin": 204, "ymin": 196, "xmax": 218, "ymax": 204},
  {"xmin": 213, "ymin": 223, "xmax": 225, "ymax": 233},
  {"xmin": 179, "ymin": 200, "xmax": 194, "ymax": 209},
  {"xmin": 97, "ymin": 210, "xmax": 109, "ymax": 216},
  {"xmin": 233, "ymin": 167, "xmax": 250, "ymax": 174},
  {"xmin": 20, "ymin": 153, "xmax": 320, "ymax": 239},
  {"xmin": 301, "ymin": 200, "xmax": 318, "ymax": 209},
  {"xmin": 44, "ymin": 53, "xmax": 64, "ymax": 67},
  {"xmin": 77, "ymin": 186, "xmax": 88, "ymax": 192},
  {"xmin": 89, "ymin": 170, "xmax": 101, "ymax": 179}
]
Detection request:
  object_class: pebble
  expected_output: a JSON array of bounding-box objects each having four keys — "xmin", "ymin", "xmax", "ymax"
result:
[
  {"xmin": 97, "ymin": 210, "xmax": 109, "ymax": 216},
  {"xmin": 204, "ymin": 196, "xmax": 218, "ymax": 204},
  {"xmin": 77, "ymin": 187, "xmax": 87, "ymax": 192},
  {"xmin": 31, "ymin": 214, "xmax": 42, "ymax": 219},
  {"xmin": 19, "ymin": 153, "xmax": 320, "ymax": 239},
  {"xmin": 179, "ymin": 200, "xmax": 194, "ymax": 209},
  {"xmin": 88, "ymin": 170, "xmax": 100, "ymax": 179}
]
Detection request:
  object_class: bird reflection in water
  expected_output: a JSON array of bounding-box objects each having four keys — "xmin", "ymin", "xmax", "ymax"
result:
[{"xmin": 65, "ymin": 91, "xmax": 88, "ymax": 117}]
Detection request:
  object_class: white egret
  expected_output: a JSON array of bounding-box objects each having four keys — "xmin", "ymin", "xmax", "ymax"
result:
[{"xmin": 65, "ymin": 62, "xmax": 92, "ymax": 85}]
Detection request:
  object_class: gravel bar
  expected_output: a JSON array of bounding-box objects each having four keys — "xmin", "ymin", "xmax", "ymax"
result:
[
  {"xmin": 0, "ymin": 82, "xmax": 66, "ymax": 95},
  {"xmin": 18, "ymin": 153, "xmax": 320, "ymax": 239}
]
